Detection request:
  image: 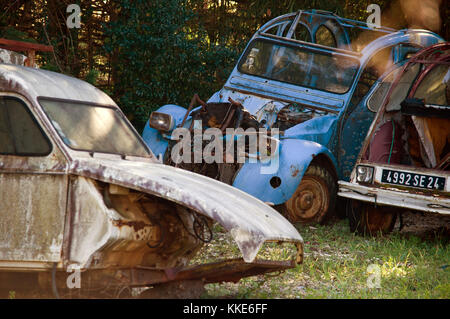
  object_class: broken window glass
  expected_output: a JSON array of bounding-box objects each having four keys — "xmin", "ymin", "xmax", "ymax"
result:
[
  {"xmin": 349, "ymin": 46, "xmax": 394, "ymax": 111},
  {"xmin": 238, "ymin": 39, "xmax": 359, "ymax": 94},
  {"xmin": 385, "ymin": 63, "xmax": 421, "ymax": 112},
  {"xmin": 367, "ymin": 68, "xmax": 400, "ymax": 112},
  {"xmin": 315, "ymin": 25, "xmax": 337, "ymax": 48},
  {"xmin": 40, "ymin": 98, "xmax": 150, "ymax": 157},
  {"xmin": 414, "ymin": 64, "xmax": 449, "ymax": 105},
  {"xmin": 409, "ymin": 65, "xmax": 450, "ymax": 168}
]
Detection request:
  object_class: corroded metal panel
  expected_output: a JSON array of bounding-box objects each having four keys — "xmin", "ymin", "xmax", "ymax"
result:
[
  {"xmin": 0, "ymin": 173, "xmax": 67, "ymax": 262},
  {"xmin": 0, "ymin": 152, "xmax": 68, "ymax": 173},
  {"xmin": 0, "ymin": 64, "xmax": 115, "ymax": 107},
  {"xmin": 66, "ymin": 176, "xmax": 197, "ymax": 270},
  {"xmin": 338, "ymin": 180, "xmax": 450, "ymax": 215},
  {"xmin": 68, "ymin": 157, "xmax": 303, "ymax": 263},
  {"xmin": 67, "ymin": 177, "xmax": 162, "ymax": 269},
  {"xmin": 0, "ymin": 60, "xmax": 303, "ymax": 279},
  {"xmin": 165, "ymin": 258, "xmax": 296, "ymax": 284},
  {"xmin": 0, "ymin": 49, "xmax": 26, "ymax": 66}
]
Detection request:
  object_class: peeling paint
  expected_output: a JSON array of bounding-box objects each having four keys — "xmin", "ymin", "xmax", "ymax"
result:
[{"xmin": 0, "ymin": 61, "xmax": 303, "ymax": 287}]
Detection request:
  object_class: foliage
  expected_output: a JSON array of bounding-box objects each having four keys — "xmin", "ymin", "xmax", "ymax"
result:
[
  {"xmin": 103, "ymin": 0, "xmax": 237, "ymax": 131},
  {"xmin": 198, "ymin": 219, "xmax": 449, "ymax": 299},
  {"xmin": 0, "ymin": 0, "xmax": 448, "ymax": 132}
]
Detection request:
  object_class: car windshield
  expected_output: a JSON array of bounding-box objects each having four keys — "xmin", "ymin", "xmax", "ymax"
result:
[
  {"xmin": 40, "ymin": 99, "xmax": 151, "ymax": 157},
  {"xmin": 238, "ymin": 39, "xmax": 359, "ymax": 94}
]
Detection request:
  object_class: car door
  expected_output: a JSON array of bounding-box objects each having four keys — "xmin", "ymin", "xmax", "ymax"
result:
[
  {"xmin": 337, "ymin": 52, "xmax": 394, "ymax": 180},
  {"xmin": 0, "ymin": 95, "xmax": 69, "ymax": 267},
  {"xmin": 337, "ymin": 45, "xmax": 421, "ymax": 180}
]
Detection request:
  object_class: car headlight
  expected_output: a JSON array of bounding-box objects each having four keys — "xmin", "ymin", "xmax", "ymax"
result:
[
  {"xmin": 356, "ymin": 165, "xmax": 374, "ymax": 183},
  {"xmin": 149, "ymin": 112, "xmax": 175, "ymax": 132}
]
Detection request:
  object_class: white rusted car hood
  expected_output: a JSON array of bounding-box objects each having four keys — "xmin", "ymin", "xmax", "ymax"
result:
[{"xmin": 69, "ymin": 157, "xmax": 303, "ymax": 262}]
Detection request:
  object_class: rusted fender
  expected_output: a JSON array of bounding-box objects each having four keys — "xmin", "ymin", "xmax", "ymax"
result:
[{"xmin": 69, "ymin": 157, "xmax": 303, "ymax": 263}]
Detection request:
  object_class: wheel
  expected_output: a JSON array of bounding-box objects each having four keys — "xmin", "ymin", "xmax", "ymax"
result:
[
  {"xmin": 335, "ymin": 197, "xmax": 348, "ymax": 219},
  {"xmin": 284, "ymin": 164, "xmax": 337, "ymax": 224},
  {"xmin": 347, "ymin": 200, "xmax": 397, "ymax": 236}
]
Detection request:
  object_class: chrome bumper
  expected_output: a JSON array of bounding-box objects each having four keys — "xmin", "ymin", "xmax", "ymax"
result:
[{"xmin": 338, "ymin": 181, "xmax": 450, "ymax": 215}]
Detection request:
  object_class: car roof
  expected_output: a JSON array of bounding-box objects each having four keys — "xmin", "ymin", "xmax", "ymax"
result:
[
  {"xmin": 0, "ymin": 63, "xmax": 116, "ymax": 106},
  {"xmin": 255, "ymin": 10, "xmax": 443, "ymax": 59}
]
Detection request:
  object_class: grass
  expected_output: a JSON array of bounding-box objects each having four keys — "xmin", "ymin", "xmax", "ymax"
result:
[{"xmin": 194, "ymin": 219, "xmax": 449, "ymax": 299}]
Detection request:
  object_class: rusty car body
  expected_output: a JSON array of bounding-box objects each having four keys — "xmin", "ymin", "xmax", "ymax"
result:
[
  {"xmin": 142, "ymin": 10, "xmax": 444, "ymax": 224},
  {"xmin": 0, "ymin": 45, "xmax": 303, "ymax": 297},
  {"xmin": 338, "ymin": 42, "xmax": 450, "ymax": 235}
]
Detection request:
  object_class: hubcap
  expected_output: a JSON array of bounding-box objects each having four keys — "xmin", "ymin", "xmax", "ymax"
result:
[
  {"xmin": 286, "ymin": 176, "xmax": 329, "ymax": 223},
  {"xmin": 298, "ymin": 191, "xmax": 314, "ymax": 210}
]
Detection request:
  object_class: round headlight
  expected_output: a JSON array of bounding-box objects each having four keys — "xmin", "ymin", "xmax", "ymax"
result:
[
  {"xmin": 357, "ymin": 166, "xmax": 367, "ymax": 175},
  {"xmin": 356, "ymin": 165, "xmax": 374, "ymax": 183}
]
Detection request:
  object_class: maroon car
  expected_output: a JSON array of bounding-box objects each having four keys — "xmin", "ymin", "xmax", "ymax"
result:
[{"xmin": 339, "ymin": 42, "xmax": 450, "ymax": 235}]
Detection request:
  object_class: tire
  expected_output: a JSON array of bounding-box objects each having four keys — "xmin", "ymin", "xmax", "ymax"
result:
[
  {"xmin": 347, "ymin": 200, "xmax": 397, "ymax": 236},
  {"xmin": 283, "ymin": 164, "xmax": 337, "ymax": 224},
  {"xmin": 335, "ymin": 197, "xmax": 348, "ymax": 219}
]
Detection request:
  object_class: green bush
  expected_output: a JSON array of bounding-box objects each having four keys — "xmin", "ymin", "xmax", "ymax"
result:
[{"xmin": 103, "ymin": 0, "xmax": 238, "ymax": 132}]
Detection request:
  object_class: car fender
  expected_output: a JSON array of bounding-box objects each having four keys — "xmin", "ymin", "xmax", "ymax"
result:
[
  {"xmin": 233, "ymin": 139, "xmax": 337, "ymax": 205},
  {"xmin": 69, "ymin": 157, "xmax": 303, "ymax": 263},
  {"xmin": 282, "ymin": 114, "xmax": 338, "ymax": 145},
  {"xmin": 142, "ymin": 104, "xmax": 187, "ymax": 158}
]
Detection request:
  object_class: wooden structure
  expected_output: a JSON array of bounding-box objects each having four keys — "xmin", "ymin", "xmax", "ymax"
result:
[{"xmin": 0, "ymin": 38, "xmax": 53, "ymax": 67}]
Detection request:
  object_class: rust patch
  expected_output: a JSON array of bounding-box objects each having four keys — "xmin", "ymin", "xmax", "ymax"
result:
[
  {"xmin": 112, "ymin": 220, "xmax": 149, "ymax": 232},
  {"xmin": 290, "ymin": 164, "xmax": 300, "ymax": 177}
]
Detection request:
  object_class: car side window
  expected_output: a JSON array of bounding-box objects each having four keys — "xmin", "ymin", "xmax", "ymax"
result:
[
  {"xmin": 315, "ymin": 25, "xmax": 337, "ymax": 48},
  {"xmin": 293, "ymin": 23, "xmax": 312, "ymax": 42},
  {"xmin": 281, "ymin": 21, "xmax": 312, "ymax": 42},
  {"xmin": 394, "ymin": 44, "xmax": 421, "ymax": 63},
  {"xmin": 349, "ymin": 46, "xmax": 394, "ymax": 111},
  {"xmin": 367, "ymin": 68, "xmax": 400, "ymax": 112},
  {"xmin": 367, "ymin": 45, "xmax": 422, "ymax": 112},
  {"xmin": 0, "ymin": 96, "xmax": 51, "ymax": 156}
]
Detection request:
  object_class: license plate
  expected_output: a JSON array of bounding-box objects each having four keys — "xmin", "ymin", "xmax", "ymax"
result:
[{"xmin": 381, "ymin": 169, "xmax": 445, "ymax": 191}]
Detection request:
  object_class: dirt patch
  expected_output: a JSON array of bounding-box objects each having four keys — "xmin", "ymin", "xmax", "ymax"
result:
[{"xmin": 397, "ymin": 210, "xmax": 450, "ymax": 242}]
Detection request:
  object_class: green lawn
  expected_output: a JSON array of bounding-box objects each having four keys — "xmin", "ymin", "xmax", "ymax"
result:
[{"xmin": 196, "ymin": 218, "xmax": 449, "ymax": 299}]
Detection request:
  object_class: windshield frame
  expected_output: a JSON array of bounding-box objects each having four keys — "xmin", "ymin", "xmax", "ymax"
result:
[
  {"xmin": 37, "ymin": 96, "xmax": 152, "ymax": 158},
  {"xmin": 409, "ymin": 63, "xmax": 450, "ymax": 106},
  {"xmin": 237, "ymin": 38, "xmax": 361, "ymax": 95}
]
